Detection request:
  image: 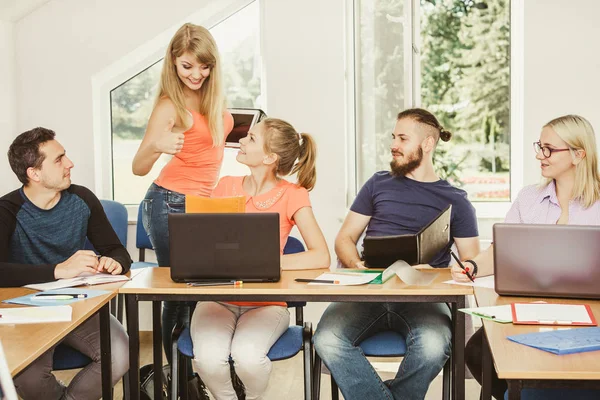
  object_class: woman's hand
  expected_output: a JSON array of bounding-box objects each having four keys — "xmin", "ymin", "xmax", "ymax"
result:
[
  {"xmin": 451, "ymin": 263, "xmax": 473, "ymax": 283},
  {"xmin": 153, "ymin": 118, "xmax": 184, "ymax": 155}
]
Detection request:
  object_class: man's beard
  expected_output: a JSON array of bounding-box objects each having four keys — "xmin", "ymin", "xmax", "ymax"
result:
[{"xmin": 390, "ymin": 147, "xmax": 423, "ymax": 177}]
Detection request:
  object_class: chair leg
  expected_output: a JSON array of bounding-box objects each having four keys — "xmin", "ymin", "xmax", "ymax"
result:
[
  {"xmin": 302, "ymin": 323, "xmax": 313, "ymax": 400},
  {"xmin": 180, "ymin": 353, "xmax": 189, "ymax": 400},
  {"xmin": 442, "ymin": 357, "xmax": 451, "ymax": 400},
  {"xmin": 312, "ymin": 351, "xmax": 322, "ymax": 400},
  {"xmin": 170, "ymin": 348, "xmax": 179, "ymax": 400},
  {"xmin": 331, "ymin": 376, "xmax": 340, "ymax": 400},
  {"xmin": 110, "ymin": 297, "xmax": 117, "ymax": 318},
  {"xmin": 117, "ymin": 293, "xmax": 124, "ymax": 323}
]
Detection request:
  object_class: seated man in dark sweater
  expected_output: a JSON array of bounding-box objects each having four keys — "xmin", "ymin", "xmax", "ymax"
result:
[
  {"xmin": 313, "ymin": 108, "xmax": 480, "ymax": 400},
  {"xmin": 0, "ymin": 127, "xmax": 131, "ymax": 400}
]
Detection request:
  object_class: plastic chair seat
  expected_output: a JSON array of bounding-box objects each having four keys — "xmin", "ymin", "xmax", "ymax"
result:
[
  {"xmin": 358, "ymin": 331, "xmax": 407, "ymax": 357},
  {"xmin": 53, "ymin": 344, "xmax": 92, "ymax": 370},
  {"xmin": 177, "ymin": 325, "xmax": 303, "ymax": 361}
]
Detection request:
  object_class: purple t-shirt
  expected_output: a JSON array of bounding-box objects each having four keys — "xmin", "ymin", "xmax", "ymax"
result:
[{"xmin": 351, "ymin": 172, "xmax": 478, "ymax": 267}]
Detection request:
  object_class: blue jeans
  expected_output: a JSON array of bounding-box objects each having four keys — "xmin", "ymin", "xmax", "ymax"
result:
[
  {"xmin": 142, "ymin": 183, "xmax": 195, "ymax": 364},
  {"xmin": 313, "ymin": 302, "xmax": 452, "ymax": 400}
]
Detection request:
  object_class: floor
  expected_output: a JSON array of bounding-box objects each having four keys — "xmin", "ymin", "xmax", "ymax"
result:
[{"xmin": 53, "ymin": 332, "xmax": 483, "ymax": 400}]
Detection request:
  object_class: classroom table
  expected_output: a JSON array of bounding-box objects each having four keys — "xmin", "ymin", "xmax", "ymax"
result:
[
  {"xmin": 120, "ymin": 267, "xmax": 472, "ymax": 400},
  {"xmin": 0, "ymin": 286, "xmax": 116, "ymax": 400},
  {"xmin": 475, "ymin": 287, "xmax": 600, "ymax": 400}
]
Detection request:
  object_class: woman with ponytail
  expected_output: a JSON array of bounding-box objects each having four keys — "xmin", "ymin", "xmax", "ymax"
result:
[{"xmin": 189, "ymin": 118, "xmax": 330, "ymax": 399}]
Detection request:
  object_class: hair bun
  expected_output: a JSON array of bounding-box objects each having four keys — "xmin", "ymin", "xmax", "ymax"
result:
[{"xmin": 440, "ymin": 128, "xmax": 452, "ymax": 142}]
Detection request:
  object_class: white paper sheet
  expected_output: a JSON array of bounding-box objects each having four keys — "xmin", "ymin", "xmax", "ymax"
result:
[
  {"xmin": 25, "ymin": 274, "xmax": 130, "ymax": 291},
  {"xmin": 459, "ymin": 305, "xmax": 513, "ymax": 323},
  {"xmin": 443, "ymin": 275, "xmax": 495, "ymax": 289},
  {"xmin": 513, "ymin": 303, "xmax": 593, "ymax": 324},
  {"xmin": 307, "ymin": 273, "xmax": 378, "ymax": 286},
  {"xmin": 388, "ymin": 260, "xmax": 438, "ymax": 286},
  {"xmin": 0, "ymin": 305, "xmax": 72, "ymax": 324}
]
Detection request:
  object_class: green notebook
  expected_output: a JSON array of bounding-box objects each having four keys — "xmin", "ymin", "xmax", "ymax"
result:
[{"xmin": 333, "ymin": 267, "xmax": 396, "ymax": 284}]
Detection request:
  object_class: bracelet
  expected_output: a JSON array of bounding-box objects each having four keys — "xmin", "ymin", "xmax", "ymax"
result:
[{"xmin": 463, "ymin": 260, "xmax": 478, "ymax": 276}]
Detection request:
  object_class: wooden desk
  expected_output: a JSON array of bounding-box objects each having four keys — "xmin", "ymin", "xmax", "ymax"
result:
[
  {"xmin": 120, "ymin": 267, "xmax": 472, "ymax": 400},
  {"xmin": 0, "ymin": 286, "xmax": 117, "ymax": 400},
  {"xmin": 475, "ymin": 287, "xmax": 600, "ymax": 400}
]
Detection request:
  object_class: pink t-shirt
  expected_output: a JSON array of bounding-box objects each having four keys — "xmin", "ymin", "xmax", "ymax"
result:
[
  {"xmin": 212, "ymin": 175, "xmax": 311, "ymax": 307},
  {"xmin": 505, "ymin": 181, "xmax": 600, "ymax": 224}
]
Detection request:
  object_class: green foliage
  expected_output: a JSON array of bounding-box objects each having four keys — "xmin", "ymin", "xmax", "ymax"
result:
[{"xmin": 420, "ymin": 0, "xmax": 510, "ymax": 175}]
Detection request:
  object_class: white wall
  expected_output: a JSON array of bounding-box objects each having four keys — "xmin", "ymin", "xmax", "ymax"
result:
[
  {"xmin": 262, "ymin": 0, "xmax": 347, "ymax": 261},
  {"xmin": 522, "ymin": 0, "xmax": 600, "ymax": 187},
  {"xmin": 14, "ymin": 0, "xmax": 225, "ymax": 187},
  {"xmin": 0, "ymin": 20, "xmax": 19, "ymax": 194}
]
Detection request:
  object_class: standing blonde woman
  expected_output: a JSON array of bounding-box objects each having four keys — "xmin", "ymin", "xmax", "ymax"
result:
[
  {"xmin": 132, "ymin": 23, "xmax": 233, "ymax": 363},
  {"xmin": 453, "ymin": 115, "xmax": 600, "ymax": 400}
]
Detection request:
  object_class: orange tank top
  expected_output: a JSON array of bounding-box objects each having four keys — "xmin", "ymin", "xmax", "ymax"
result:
[{"xmin": 154, "ymin": 110, "xmax": 234, "ymax": 196}]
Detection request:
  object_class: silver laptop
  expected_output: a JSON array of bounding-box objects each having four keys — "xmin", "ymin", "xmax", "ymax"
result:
[
  {"xmin": 168, "ymin": 213, "xmax": 281, "ymax": 283},
  {"xmin": 494, "ymin": 224, "xmax": 600, "ymax": 299}
]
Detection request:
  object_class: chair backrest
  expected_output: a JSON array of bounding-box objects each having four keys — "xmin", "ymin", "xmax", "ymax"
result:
[
  {"xmin": 284, "ymin": 236, "xmax": 306, "ymax": 312},
  {"xmin": 283, "ymin": 236, "xmax": 305, "ymax": 255},
  {"xmin": 84, "ymin": 199, "xmax": 128, "ymax": 251}
]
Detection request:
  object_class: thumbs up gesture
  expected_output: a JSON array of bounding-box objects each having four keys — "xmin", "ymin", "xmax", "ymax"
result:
[{"xmin": 154, "ymin": 118, "xmax": 185, "ymax": 155}]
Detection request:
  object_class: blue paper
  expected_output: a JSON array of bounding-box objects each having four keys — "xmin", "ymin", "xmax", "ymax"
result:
[
  {"xmin": 3, "ymin": 288, "xmax": 110, "ymax": 307},
  {"xmin": 507, "ymin": 327, "xmax": 600, "ymax": 355}
]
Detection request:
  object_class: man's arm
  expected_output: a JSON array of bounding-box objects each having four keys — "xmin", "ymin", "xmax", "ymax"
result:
[
  {"xmin": 0, "ymin": 204, "xmax": 56, "ymax": 287},
  {"xmin": 335, "ymin": 211, "xmax": 371, "ymax": 268},
  {"xmin": 75, "ymin": 187, "xmax": 132, "ymax": 274}
]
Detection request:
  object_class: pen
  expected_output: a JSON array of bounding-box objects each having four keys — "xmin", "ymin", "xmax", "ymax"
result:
[
  {"xmin": 33, "ymin": 294, "xmax": 88, "ymax": 300},
  {"xmin": 187, "ymin": 281, "xmax": 243, "ymax": 287},
  {"xmin": 449, "ymin": 250, "xmax": 475, "ymax": 282},
  {"xmin": 295, "ymin": 278, "xmax": 340, "ymax": 284}
]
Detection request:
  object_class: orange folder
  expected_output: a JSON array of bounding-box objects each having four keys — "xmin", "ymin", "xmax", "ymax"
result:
[{"xmin": 185, "ymin": 194, "xmax": 246, "ymax": 214}]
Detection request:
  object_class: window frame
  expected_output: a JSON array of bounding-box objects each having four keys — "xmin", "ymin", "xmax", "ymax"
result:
[
  {"xmin": 346, "ymin": 0, "xmax": 524, "ymax": 219},
  {"xmin": 91, "ymin": 0, "xmax": 257, "ymax": 220}
]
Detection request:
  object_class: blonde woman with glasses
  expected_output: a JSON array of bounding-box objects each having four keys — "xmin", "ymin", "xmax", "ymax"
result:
[{"xmin": 452, "ymin": 115, "xmax": 600, "ymax": 400}]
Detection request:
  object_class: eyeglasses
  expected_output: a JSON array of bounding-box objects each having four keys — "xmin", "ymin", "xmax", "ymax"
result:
[{"xmin": 533, "ymin": 141, "xmax": 571, "ymax": 158}]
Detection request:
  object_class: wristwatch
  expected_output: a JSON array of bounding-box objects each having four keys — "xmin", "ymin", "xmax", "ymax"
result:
[{"xmin": 463, "ymin": 260, "xmax": 478, "ymax": 277}]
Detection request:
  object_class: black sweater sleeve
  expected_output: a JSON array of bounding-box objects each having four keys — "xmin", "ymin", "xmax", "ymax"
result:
[
  {"xmin": 0, "ymin": 190, "xmax": 57, "ymax": 287},
  {"xmin": 72, "ymin": 186, "xmax": 132, "ymax": 274}
]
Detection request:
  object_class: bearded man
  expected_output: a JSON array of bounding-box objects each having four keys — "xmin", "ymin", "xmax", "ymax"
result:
[{"xmin": 313, "ymin": 108, "xmax": 480, "ymax": 400}]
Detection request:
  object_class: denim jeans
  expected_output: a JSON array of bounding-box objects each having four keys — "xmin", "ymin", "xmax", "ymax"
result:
[
  {"xmin": 313, "ymin": 302, "xmax": 452, "ymax": 400},
  {"xmin": 142, "ymin": 183, "xmax": 195, "ymax": 364}
]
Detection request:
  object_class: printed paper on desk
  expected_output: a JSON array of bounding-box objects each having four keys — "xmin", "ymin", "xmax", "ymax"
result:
[
  {"xmin": 459, "ymin": 305, "xmax": 513, "ymax": 323},
  {"xmin": 24, "ymin": 273, "xmax": 130, "ymax": 291},
  {"xmin": 307, "ymin": 273, "xmax": 378, "ymax": 285},
  {"xmin": 0, "ymin": 305, "xmax": 72, "ymax": 324},
  {"xmin": 388, "ymin": 260, "xmax": 438, "ymax": 286},
  {"xmin": 512, "ymin": 303, "xmax": 597, "ymax": 326},
  {"xmin": 443, "ymin": 275, "xmax": 495, "ymax": 289},
  {"xmin": 3, "ymin": 288, "xmax": 110, "ymax": 307}
]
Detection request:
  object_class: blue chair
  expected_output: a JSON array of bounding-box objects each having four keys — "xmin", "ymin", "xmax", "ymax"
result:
[
  {"xmin": 132, "ymin": 201, "xmax": 159, "ymax": 269},
  {"xmin": 54, "ymin": 199, "xmax": 128, "ymax": 392},
  {"xmin": 170, "ymin": 236, "xmax": 314, "ymax": 400},
  {"xmin": 313, "ymin": 321, "xmax": 451, "ymax": 400}
]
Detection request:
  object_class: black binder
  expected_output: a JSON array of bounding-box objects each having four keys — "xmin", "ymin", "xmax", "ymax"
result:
[{"xmin": 362, "ymin": 204, "xmax": 452, "ymax": 268}]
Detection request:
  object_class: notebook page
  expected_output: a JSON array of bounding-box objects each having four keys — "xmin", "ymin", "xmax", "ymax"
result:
[{"xmin": 514, "ymin": 304, "xmax": 592, "ymax": 323}]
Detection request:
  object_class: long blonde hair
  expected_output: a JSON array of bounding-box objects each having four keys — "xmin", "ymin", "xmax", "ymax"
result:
[
  {"xmin": 157, "ymin": 23, "xmax": 226, "ymax": 146},
  {"xmin": 542, "ymin": 115, "xmax": 600, "ymax": 208},
  {"xmin": 262, "ymin": 118, "xmax": 317, "ymax": 191}
]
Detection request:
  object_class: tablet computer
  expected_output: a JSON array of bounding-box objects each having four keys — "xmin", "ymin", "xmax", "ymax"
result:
[
  {"xmin": 362, "ymin": 204, "xmax": 451, "ymax": 268},
  {"xmin": 226, "ymin": 108, "xmax": 267, "ymax": 148}
]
